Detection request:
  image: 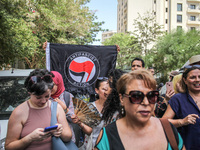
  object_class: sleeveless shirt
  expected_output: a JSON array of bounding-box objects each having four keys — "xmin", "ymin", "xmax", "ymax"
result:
[
  {"xmin": 20, "ymin": 101, "xmax": 52, "ymax": 150},
  {"xmin": 95, "ymin": 121, "xmax": 184, "ymax": 150}
]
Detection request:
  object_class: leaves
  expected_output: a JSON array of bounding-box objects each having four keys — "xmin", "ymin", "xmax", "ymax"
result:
[
  {"xmin": 148, "ymin": 29, "xmax": 200, "ymax": 76},
  {"xmin": 0, "ymin": 0, "xmax": 104, "ymax": 68},
  {"xmin": 132, "ymin": 11, "xmax": 163, "ymax": 57},
  {"xmin": 102, "ymin": 33, "xmax": 142, "ymax": 70}
]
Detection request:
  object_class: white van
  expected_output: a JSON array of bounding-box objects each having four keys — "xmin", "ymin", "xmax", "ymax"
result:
[{"xmin": 0, "ymin": 69, "xmax": 34, "ymax": 150}]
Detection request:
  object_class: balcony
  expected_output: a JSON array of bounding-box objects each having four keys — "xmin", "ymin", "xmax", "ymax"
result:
[
  {"xmin": 187, "ymin": 8, "xmax": 200, "ymax": 14},
  {"xmin": 187, "ymin": 0, "xmax": 200, "ymax": 2},
  {"xmin": 124, "ymin": 8, "xmax": 127, "ymax": 13},
  {"xmin": 187, "ymin": 19, "xmax": 200, "ymax": 25}
]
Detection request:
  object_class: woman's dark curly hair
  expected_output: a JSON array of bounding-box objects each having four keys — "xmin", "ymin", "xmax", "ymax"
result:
[
  {"xmin": 101, "ymin": 69, "xmax": 126, "ymax": 124},
  {"xmin": 24, "ymin": 69, "xmax": 54, "ymax": 96}
]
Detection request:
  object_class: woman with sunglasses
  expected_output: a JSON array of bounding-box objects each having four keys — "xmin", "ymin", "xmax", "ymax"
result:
[
  {"xmin": 95, "ymin": 69, "xmax": 184, "ymax": 150},
  {"xmin": 5, "ymin": 69, "xmax": 72, "ymax": 150},
  {"xmin": 163, "ymin": 65, "xmax": 200, "ymax": 150}
]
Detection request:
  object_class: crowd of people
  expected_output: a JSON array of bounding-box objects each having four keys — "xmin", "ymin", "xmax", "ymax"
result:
[{"xmin": 4, "ymin": 54, "xmax": 200, "ymax": 150}]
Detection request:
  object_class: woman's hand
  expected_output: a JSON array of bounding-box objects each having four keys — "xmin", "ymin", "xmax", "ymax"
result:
[
  {"xmin": 115, "ymin": 44, "xmax": 120, "ymax": 53},
  {"xmin": 165, "ymin": 89, "xmax": 175, "ymax": 102},
  {"xmin": 29, "ymin": 128, "xmax": 52, "ymax": 142},
  {"xmin": 180, "ymin": 114, "xmax": 199, "ymax": 126},
  {"xmin": 42, "ymin": 41, "xmax": 47, "ymax": 51},
  {"xmin": 71, "ymin": 114, "xmax": 81, "ymax": 125},
  {"xmin": 51, "ymin": 123, "xmax": 63, "ymax": 137},
  {"xmin": 54, "ymin": 98, "xmax": 67, "ymax": 111}
]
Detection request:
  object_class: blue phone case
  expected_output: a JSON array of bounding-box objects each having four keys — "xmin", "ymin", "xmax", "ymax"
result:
[{"xmin": 44, "ymin": 125, "xmax": 58, "ymax": 132}]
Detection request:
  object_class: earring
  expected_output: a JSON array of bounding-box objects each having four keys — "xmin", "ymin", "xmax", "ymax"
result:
[{"xmin": 122, "ymin": 107, "xmax": 124, "ymax": 115}]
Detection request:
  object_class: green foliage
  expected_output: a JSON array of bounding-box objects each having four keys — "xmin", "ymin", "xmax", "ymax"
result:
[
  {"xmin": 148, "ymin": 29, "xmax": 200, "ymax": 75},
  {"xmin": 102, "ymin": 33, "xmax": 142, "ymax": 70},
  {"xmin": 132, "ymin": 10, "xmax": 163, "ymax": 59},
  {"xmin": 0, "ymin": 0, "xmax": 104, "ymax": 68}
]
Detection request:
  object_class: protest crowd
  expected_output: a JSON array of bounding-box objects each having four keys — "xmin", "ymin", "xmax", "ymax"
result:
[{"xmin": 3, "ymin": 42, "xmax": 200, "ymax": 150}]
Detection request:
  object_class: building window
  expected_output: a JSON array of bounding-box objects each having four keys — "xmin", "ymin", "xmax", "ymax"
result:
[
  {"xmin": 166, "ymin": 8, "xmax": 168, "ymax": 12},
  {"xmin": 166, "ymin": 19, "xmax": 168, "ymax": 23},
  {"xmin": 190, "ymin": 5, "xmax": 196, "ymax": 9},
  {"xmin": 177, "ymin": 26, "xmax": 182, "ymax": 29},
  {"xmin": 177, "ymin": 4, "xmax": 182, "ymax": 11},
  {"xmin": 177, "ymin": 15, "xmax": 182, "ymax": 22},
  {"xmin": 190, "ymin": 16, "xmax": 196, "ymax": 21},
  {"xmin": 166, "ymin": 0, "xmax": 168, "ymax": 1},
  {"xmin": 154, "ymin": 0, "xmax": 156, "ymax": 4},
  {"xmin": 154, "ymin": 12, "xmax": 156, "ymax": 15},
  {"xmin": 191, "ymin": 27, "xmax": 196, "ymax": 30},
  {"xmin": 166, "ymin": 30, "xmax": 168, "ymax": 32}
]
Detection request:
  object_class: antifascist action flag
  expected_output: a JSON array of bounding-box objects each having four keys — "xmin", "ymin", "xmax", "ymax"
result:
[{"xmin": 46, "ymin": 43, "xmax": 117, "ymax": 95}]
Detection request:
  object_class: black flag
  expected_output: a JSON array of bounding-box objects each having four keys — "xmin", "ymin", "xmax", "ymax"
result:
[{"xmin": 46, "ymin": 43, "xmax": 117, "ymax": 96}]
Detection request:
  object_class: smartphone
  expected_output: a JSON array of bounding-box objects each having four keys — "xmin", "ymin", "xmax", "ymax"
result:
[
  {"xmin": 166, "ymin": 82, "xmax": 173, "ymax": 91},
  {"xmin": 44, "ymin": 125, "xmax": 58, "ymax": 132}
]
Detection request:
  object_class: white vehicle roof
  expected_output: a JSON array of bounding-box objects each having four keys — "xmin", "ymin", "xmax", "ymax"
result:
[{"xmin": 0, "ymin": 69, "xmax": 34, "ymax": 77}]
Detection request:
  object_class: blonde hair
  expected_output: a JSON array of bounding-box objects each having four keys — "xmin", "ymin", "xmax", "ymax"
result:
[{"xmin": 117, "ymin": 69, "xmax": 157, "ymax": 95}]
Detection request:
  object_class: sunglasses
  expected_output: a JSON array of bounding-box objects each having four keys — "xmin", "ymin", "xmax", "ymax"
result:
[
  {"xmin": 184, "ymin": 65, "xmax": 200, "ymax": 69},
  {"xmin": 123, "ymin": 90, "xmax": 159, "ymax": 104},
  {"xmin": 97, "ymin": 77, "xmax": 108, "ymax": 80},
  {"xmin": 29, "ymin": 75, "xmax": 52, "ymax": 84}
]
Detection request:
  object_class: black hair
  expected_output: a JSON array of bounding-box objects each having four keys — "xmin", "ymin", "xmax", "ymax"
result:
[
  {"xmin": 24, "ymin": 69, "xmax": 54, "ymax": 96},
  {"xmin": 131, "ymin": 57, "xmax": 145, "ymax": 67},
  {"xmin": 182, "ymin": 66, "xmax": 200, "ymax": 92},
  {"xmin": 95, "ymin": 78, "xmax": 108, "ymax": 89},
  {"xmin": 101, "ymin": 69, "xmax": 126, "ymax": 124},
  {"xmin": 94, "ymin": 77, "xmax": 108, "ymax": 99}
]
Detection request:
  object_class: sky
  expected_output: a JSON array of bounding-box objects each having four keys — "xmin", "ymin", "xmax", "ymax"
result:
[{"xmin": 86, "ymin": 0, "xmax": 118, "ymax": 45}]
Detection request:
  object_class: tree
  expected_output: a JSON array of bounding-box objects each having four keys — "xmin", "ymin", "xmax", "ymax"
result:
[
  {"xmin": 102, "ymin": 33, "xmax": 142, "ymax": 70},
  {"xmin": 0, "ymin": 0, "xmax": 105, "ymax": 68},
  {"xmin": 132, "ymin": 10, "xmax": 163, "ymax": 62},
  {"xmin": 148, "ymin": 29, "xmax": 200, "ymax": 76}
]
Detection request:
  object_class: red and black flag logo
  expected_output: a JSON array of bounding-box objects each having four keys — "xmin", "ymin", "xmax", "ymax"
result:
[
  {"xmin": 65, "ymin": 52, "xmax": 100, "ymax": 87},
  {"xmin": 46, "ymin": 43, "xmax": 117, "ymax": 95}
]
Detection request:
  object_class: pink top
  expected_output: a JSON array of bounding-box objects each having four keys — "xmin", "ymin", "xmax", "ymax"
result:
[{"xmin": 20, "ymin": 101, "xmax": 52, "ymax": 150}]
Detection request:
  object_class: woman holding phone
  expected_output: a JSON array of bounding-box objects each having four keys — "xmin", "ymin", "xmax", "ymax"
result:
[{"xmin": 5, "ymin": 69, "xmax": 72, "ymax": 150}]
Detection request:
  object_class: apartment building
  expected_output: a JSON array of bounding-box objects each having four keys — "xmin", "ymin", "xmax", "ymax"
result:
[
  {"xmin": 117, "ymin": 0, "xmax": 200, "ymax": 33},
  {"xmin": 101, "ymin": 30, "xmax": 117, "ymax": 43}
]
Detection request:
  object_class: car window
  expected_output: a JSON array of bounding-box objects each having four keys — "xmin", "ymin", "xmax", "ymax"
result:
[{"xmin": 0, "ymin": 77, "xmax": 29, "ymax": 119}]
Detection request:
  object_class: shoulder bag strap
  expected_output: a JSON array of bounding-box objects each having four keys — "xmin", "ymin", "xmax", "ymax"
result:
[
  {"xmin": 50, "ymin": 101, "xmax": 58, "ymax": 126},
  {"xmin": 160, "ymin": 118, "xmax": 178, "ymax": 150}
]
